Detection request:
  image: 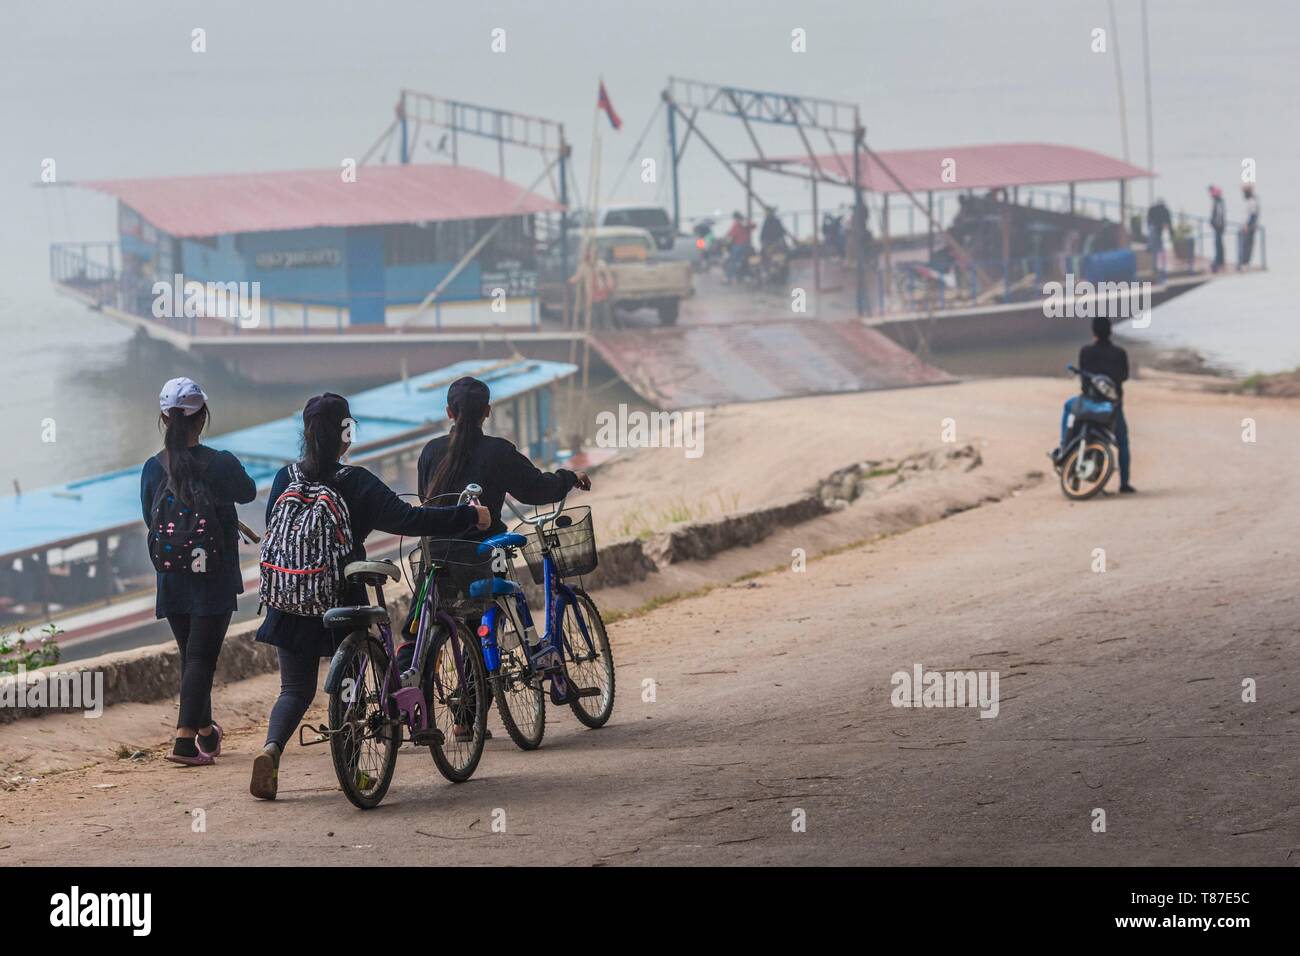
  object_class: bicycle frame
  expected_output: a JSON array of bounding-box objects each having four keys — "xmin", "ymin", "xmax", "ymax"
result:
[
  {"xmin": 320, "ymin": 566, "xmax": 468, "ymax": 740},
  {"xmin": 477, "ymin": 506, "xmax": 599, "ymax": 703}
]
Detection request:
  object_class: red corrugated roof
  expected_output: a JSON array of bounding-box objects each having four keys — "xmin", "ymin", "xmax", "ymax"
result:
[
  {"xmin": 81, "ymin": 164, "xmax": 562, "ymax": 238},
  {"xmin": 769, "ymin": 143, "xmax": 1153, "ymax": 194}
]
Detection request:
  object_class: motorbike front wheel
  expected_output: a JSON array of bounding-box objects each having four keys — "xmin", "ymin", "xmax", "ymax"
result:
[{"xmin": 1060, "ymin": 441, "xmax": 1115, "ymax": 500}]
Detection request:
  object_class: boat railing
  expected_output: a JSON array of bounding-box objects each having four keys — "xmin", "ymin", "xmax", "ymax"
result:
[
  {"xmin": 49, "ymin": 241, "xmax": 542, "ymax": 335},
  {"xmin": 683, "ymin": 188, "xmax": 1266, "ymax": 276},
  {"xmin": 1021, "ymin": 188, "xmax": 1266, "ymax": 271}
]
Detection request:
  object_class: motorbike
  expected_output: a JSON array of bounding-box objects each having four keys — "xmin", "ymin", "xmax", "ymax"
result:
[
  {"xmin": 1054, "ymin": 364, "xmax": 1121, "ymax": 500},
  {"xmin": 756, "ymin": 242, "xmax": 790, "ymax": 288},
  {"xmin": 691, "ymin": 218, "xmax": 722, "ymax": 272}
]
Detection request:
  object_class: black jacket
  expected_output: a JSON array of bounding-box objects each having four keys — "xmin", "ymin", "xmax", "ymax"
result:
[
  {"xmin": 417, "ymin": 434, "xmax": 578, "ymax": 539},
  {"xmin": 256, "ymin": 462, "xmax": 478, "ymax": 657},
  {"xmin": 140, "ymin": 446, "xmax": 257, "ymax": 619},
  {"xmin": 1079, "ymin": 340, "xmax": 1130, "ymax": 400}
]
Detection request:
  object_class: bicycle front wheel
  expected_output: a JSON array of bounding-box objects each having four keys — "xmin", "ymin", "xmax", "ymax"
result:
[
  {"xmin": 327, "ymin": 632, "xmax": 400, "ymax": 810},
  {"xmin": 425, "ymin": 620, "xmax": 488, "ymax": 782},
  {"xmin": 562, "ymin": 589, "xmax": 615, "ymax": 729}
]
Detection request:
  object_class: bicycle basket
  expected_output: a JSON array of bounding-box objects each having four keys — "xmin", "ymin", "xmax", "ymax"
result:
[
  {"xmin": 515, "ymin": 506, "xmax": 598, "ymax": 585},
  {"xmin": 422, "ymin": 538, "xmax": 496, "ymax": 606}
]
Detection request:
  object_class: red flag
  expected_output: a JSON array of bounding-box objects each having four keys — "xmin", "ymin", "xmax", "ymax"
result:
[{"xmin": 597, "ymin": 80, "xmax": 622, "ymax": 131}]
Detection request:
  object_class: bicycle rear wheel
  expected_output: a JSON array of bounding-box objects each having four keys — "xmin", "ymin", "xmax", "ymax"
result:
[
  {"xmin": 562, "ymin": 589, "xmax": 615, "ymax": 728},
  {"xmin": 327, "ymin": 633, "xmax": 400, "ymax": 810},
  {"xmin": 492, "ymin": 604, "xmax": 546, "ymax": 750},
  {"xmin": 425, "ymin": 620, "xmax": 488, "ymax": 782}
]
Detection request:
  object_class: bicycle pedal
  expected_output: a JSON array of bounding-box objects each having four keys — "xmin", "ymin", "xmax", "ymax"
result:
[
  {"xmin": 549, "ymin": 683, "xmax": 578, "ymax": 706},
  {"xmin": 410, "ymin": 727, "xmax": 445, "ymax": 747},
  {"xmin": 575, "ymin": 686, "xmax": 601, "ymax": 699}
]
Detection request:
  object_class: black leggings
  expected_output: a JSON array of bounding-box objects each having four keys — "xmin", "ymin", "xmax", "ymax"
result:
[
  {"xmin": 165, "ymin": 612, "xmax": 232, "ymax": 730},
  {"xmin": 266, "ymin": 647, "xmax": 323, "ymax": 751}
]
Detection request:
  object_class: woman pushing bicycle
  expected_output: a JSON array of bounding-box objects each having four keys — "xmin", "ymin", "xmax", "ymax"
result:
[
  {"xmin": 416, "ymin": 376, "xmax": 590, "ymax": 738},
  {"xmin": 416, "ymin": 376, "xmax": 591, "ymax": 533},
  {"xmin": 249, "ymin": 393, "xmax": 489, "ymax": 800}
]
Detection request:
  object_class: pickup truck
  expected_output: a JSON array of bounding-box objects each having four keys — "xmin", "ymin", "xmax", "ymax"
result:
[{"xmin": 538, "ymin": 226, "xmax": 693, "ymax": 326}]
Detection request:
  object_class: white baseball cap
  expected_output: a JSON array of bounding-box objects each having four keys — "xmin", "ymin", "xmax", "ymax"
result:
[{"xmin": 159, "ymin": 377, "xmax": 208, "ymax": 416}]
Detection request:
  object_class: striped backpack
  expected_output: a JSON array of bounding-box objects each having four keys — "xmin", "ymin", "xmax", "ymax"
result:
[{"xmin": 259, "ymin": 465, "xmax": 354, "ymax": 616}]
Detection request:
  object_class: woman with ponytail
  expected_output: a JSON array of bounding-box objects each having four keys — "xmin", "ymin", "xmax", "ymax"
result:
[
  {"xmin": 249, "ymin": 393, "xmax": 489, "ymax": 800},
  {"xmin": 140, "ymin": 377, "xmax": 257, "ymax": 765},
  {"xmin": 417, "ymin": 376, "xmax": 590, "ymax": 540}
]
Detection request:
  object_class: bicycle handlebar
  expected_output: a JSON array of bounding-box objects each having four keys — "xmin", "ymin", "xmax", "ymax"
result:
[{"xmin": 504, "ymin": 494, "xmax": 568, "ymax": 526}]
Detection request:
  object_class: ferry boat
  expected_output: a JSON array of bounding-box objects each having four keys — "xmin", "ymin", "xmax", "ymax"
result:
[{"xmin": 47, "ymin": 87, "xmax": 1265, "ymax": 408}]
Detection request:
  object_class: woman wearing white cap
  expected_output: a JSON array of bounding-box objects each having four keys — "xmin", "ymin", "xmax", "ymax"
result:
[{"xmin": 140, "ymin": 377, "xmax": 256, "ymax": 766}]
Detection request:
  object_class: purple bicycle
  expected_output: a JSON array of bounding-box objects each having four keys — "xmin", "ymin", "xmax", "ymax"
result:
[{"xmin": 310, "ymin": 488, "xmax": 490, "ymax": 809}]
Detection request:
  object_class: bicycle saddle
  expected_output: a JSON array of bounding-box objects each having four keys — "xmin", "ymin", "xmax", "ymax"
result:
[
  {"xmin": 468, "ymin": 577, "xmax": 519, "ymax": 599},
  {"xmin": 476, "ymin": 532, "xmax": 528, "ymax": 556},
  {"xmin": 322, "ymin": 605, "xmax": 389, "ymax": 629},
  {"xmin": 344, "ymin": 559, "xmax": 401, "ymax": 586}
]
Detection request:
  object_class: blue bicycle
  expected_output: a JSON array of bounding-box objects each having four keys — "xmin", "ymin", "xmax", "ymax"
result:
[{"xmin": 467, "ymin": 493, "xmax": 615, "ymax": 750}]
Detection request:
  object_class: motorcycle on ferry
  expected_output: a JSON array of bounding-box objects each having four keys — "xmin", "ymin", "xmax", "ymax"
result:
[
  {"xmin": 691, "ymin": 218, "xmax": 722, "ymax": 272},
  {"xmin": 756, "ymin": 242, "xmax": 790, "ymax": 288},
  {"xmin": 1054, "ymin": 364, "xmax": 1121, "ymax": 500}
]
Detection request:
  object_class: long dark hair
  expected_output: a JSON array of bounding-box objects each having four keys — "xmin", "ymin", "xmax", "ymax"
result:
[
  {"xmin": 158, "ymin": 406, "xmax": 209, "ymax": 506},
  {"xmin": 299, "ymin": 393, "xmax": 352, "ymax": 481},
  {"xmin": 424, "ymin": 377, "xmax": 490, "ymax": 499}
]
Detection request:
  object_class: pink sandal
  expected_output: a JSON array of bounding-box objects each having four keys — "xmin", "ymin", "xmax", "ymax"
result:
[
  {"xmin": 165, "ymin": 746, "xmax": 214, "ymax": 767},
  {"xmin": 196, "ymin": 721, "xmax": 223, "ymax": 758}
]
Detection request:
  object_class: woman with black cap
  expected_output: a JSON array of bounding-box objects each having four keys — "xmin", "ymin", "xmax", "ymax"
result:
[
  {"xmin": 141, "ymin": 377, "xmax": 257, "ymax": 766},
  {"xmin": 417, "ymin": 376, "xmax": 590, "ymax": 538},
  {"xmin": 249, "ymin": 392, "xmax": 489, "ymax": 800}
]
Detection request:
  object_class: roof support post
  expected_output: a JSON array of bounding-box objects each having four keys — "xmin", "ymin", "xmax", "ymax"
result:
[
  {"xmin": 852, "ymin": 115, "xmax": 866, "ymax": 317},
  {"xmin": 811, "ymin": 170, "xmax": 821, "ymax": 300},
  {"xmin": 398, "ymin": 92, "xmax": 410, "ymax": 165},
  {"xmin": 927, "ymin": 190, "xmax": 935, "ymax": 259},
  {"xmin": 559, "ymin": 134, "xmax": 571, "ymax": 325},
  {"xmin": 1001, "ymin": 200, "xmax": 1011, "ymax": 299},
  {"xmin": 1118, "ymin": 178, "xmax": 1129, "ymax": 243},
  {"xmin": 667, "ymin": 100, "xmax": 681, "ymax": 231},
  {"xmin": 745, "ymin": 162, "xmax": 753, "ymax": 224},
  {"xmin": 881, "ymin": 192, "xmax": 891, "ymax": 312}
]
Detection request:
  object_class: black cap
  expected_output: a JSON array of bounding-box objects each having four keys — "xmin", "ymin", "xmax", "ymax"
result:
[
  {"xmin": 303, "ymin": 392, "xmax": 350, "ymax": 426},
  {"xmin": 446, "ymin": 377, "xmax": 490, "ymax": 411}
]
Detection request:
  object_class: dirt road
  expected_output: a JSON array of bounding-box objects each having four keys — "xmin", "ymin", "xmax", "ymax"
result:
[{"xmin": 3, "ymin": 376, "xmax": 1297, "ymax": 865}]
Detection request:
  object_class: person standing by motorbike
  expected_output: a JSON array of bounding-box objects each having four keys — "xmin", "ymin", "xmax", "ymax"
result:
[
  {"xmin": 822, "ymin": 210, "xmax": 846, "ymax": 259},
  {"xmin": 1146, "ymin": 198, "xmax": 1173, "ymax": 284},
  {"xmin": 1051, "ymin": 316, "xmax": 1135, "ymax": 494},
  {"xmin": 723, "ymin": 211, "xmax": 755, "ymax": 284},
  {"xmin": 1239, "ymin": 184, "xmax": 1260, "ymax": 270},
  {"xmin": 1208, "ymin": 185, "xmax": 1227, "ymax": 273},
  {"xmin": 760, "ymin": 207, "xmax": 788, "ymax": 256},
  {"xmin": 758, "ymin": 207, "xmax": 792, "ymax": 287}
]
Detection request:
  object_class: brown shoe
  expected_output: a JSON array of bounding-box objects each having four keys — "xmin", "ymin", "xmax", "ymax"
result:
[{"xmin": 250, "ymin": 747, "xmax": 279, "ymax": 800}]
